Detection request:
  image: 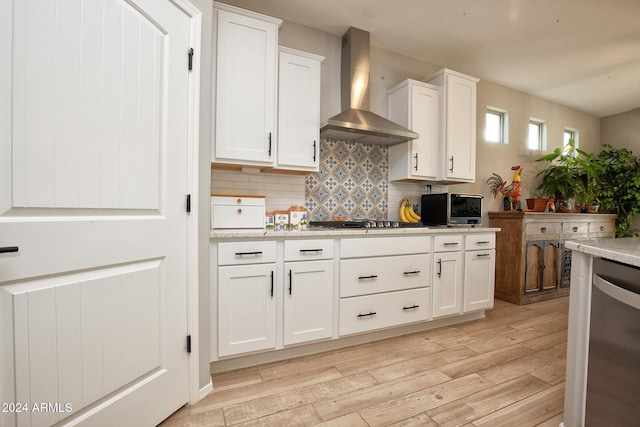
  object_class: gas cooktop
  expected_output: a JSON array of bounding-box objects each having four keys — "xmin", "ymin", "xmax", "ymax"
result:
[{"xmin": 308, "ymin": 220, "xmax": 428, "ymax": 229}]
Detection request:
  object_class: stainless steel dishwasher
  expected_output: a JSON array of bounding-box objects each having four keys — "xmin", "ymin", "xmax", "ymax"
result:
[{"xmin": 585, "ymin": 257, "xmax": 640, "ymax": 426}]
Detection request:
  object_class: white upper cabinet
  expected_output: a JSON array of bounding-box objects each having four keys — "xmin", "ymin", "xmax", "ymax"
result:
[
  {"xmin": 212, "ymin": 3, "xmax": 281, "ymax": 165},
  {"xmin": 424, "ymin": 68, "xmax": 479, "ymax": 183},
  {"xmin": 276, "ymin": 47, "xmax": 324, "ymax": 171},
  {"xmin": 388, "ymin": 79, "xmax": 440, "ymax": 181}
]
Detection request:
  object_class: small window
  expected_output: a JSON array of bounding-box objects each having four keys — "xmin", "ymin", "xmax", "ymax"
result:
[
  {"xmin": 528, "ymin": 119, "xmax": 546, "ymax": 150},
  {"xmin": 564, "ymin": 128, "xmax": 578, "ymax": 151},
  {"xmin": 485, "ymin": 108, "xmax": 507, "ymax": 143}
]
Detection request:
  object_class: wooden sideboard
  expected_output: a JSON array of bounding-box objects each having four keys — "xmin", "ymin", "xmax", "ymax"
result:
[{"xmin": 488, "ymin": 212, "xmax": 617, "ymax": 305}]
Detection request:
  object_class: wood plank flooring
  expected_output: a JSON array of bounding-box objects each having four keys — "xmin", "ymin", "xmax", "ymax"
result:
[{"xmin": 160, "ymin": 297, "xmax": 568, "ymax": 426}]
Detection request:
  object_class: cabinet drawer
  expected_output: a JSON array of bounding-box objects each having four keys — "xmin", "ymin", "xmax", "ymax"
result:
[
  {"xmin": 589, "ymin": 221, "xmax": 615, "ymax": 238},
  {"xmin": 465, "ymin": 233, "xmax": 496, "ymax": 250},
  {"xmin": 433, "ymin": 235, "xmax": 464, "ymax": 252},
  {"xmin": 218, "ymin": 241, "xmax": 276, "ymax": 265},
  {"xmin": 562, "ymin": 222, "xmax": 589, "ymax": 238},
  {"xmin": 525, "ymin": 222, "xmax": 561, "ymax": 240},
  {"xmin": 339, "ymin": 287, "xmax": 430, "ymax": 336},
  {"xmin": 340, "ymin": 236, "xmax": 431, "ymax": 258},
  {"xmin": 340, "ymin": 254, "xmax": 431, "ymax": 297},
  {"xmin": 284, "ymin": 239, "xmax": 334, "ymax": 261}
]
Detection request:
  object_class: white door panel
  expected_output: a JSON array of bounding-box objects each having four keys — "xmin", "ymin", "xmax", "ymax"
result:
[{"xmin": 1, "ymin": 0, "xmax": 195, "ymax": 425}]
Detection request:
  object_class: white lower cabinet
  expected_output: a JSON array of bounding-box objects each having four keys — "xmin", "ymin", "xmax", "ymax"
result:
[
  {"xmin": 339, "ymin": 236, "xmax": 432, "ymax": 336},
  {"xmin": 218, "ymin": 263, "xmax": 276, "ymax": 357},
  {"xmin": 432, "ymin": 235, "xmax": 464, "ymax": 318},
  {"xmin": 216, "ymin": 240, "xmax": 277, "ymax": 357},
  {"xmin": 339, "ymin": 288, "xmax": 430, "ymax": 336},
  {"xmin": 283, "ymin": 239, "xmax": 334, "ymax": 345},
  {"xmin": 464, "ymin": 234, "xmax": 496, "ymax": 312},
  {"xmin": 213, "ymin": 231, "xmax": 497, "ymax": 361}
]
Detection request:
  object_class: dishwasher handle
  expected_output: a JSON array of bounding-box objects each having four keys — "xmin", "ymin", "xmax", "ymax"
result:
[{"xmin": 593, "ymin": 273, "xmax": 640, "ymax": 311}]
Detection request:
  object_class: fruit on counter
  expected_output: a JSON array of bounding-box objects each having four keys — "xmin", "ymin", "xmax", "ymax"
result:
[
  {"xmin": 398, "ymin": 197, "xmax": 421, "ymax": 223},
  {"xmin": 405, "ymin": 203, "xmax": 421, "ymax": 222}
]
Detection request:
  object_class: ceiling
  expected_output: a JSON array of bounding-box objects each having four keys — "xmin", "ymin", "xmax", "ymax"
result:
[{"xmin": 218, "ymin": 0, "xmax": 640, "ymax": 118}]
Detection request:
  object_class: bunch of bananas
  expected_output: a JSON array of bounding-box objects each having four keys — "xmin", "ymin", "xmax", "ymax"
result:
[{"xmin": 399, "ymin": 197, "xmax": 421, "ymax": 223}]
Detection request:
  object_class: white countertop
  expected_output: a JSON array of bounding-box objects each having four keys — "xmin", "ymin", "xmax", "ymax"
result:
[
  {"xmin": 565, "ymin": 237, "xmax": 640, "ymax": 268},
  {"xmin": 211, "ymin": 226, "xmax": 500, "ymax": 239}
]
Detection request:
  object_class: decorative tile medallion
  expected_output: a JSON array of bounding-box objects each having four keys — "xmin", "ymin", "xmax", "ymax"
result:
[{"xmin": 305, "ymin": 139, "xmax": 389, "ymax": 221}]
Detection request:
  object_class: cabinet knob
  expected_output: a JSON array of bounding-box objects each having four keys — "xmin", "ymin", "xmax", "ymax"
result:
[
  {"xmin": 237, "ymin": 208, "xmax": 242, "ymax": 214},
  {"xmin": 572, "ymin": 226, "xmax": 578, "ymax": 232},
  {"xmin": 600, "ymin": 226, "xmax": 605, "ymax": 231},
  {"xmin": 540, "ymin": 227, "xmax": 547, "ymax": 233}
]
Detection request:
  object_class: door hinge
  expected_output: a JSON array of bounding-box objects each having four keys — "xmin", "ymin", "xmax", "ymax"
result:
[
  {"xmin": 188, "ymin": 48, "xmax": 194, "ymax": 71},
  {"xmin": 186, "ymin": 194, "xmax": 191, "ymax": 213},
  {"xmin": 186, "ymin": 335, "xmax": 191, "ymax": 353}
]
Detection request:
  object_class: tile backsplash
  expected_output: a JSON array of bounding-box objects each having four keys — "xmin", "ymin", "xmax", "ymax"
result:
[
  {"xmin": 211, "ymin": 139, "xmax": 441, "ymax": 221},
  {"xmin": 305, "ymin": 140, "xmax": 388, "ymax": 221}
]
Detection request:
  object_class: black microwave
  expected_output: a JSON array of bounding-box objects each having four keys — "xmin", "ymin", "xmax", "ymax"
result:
[{"xmin": 421, "ymin": 193, "xmax": 483, "ymax": 226}]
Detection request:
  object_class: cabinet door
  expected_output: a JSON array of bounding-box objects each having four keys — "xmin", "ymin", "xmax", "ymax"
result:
[
  {"xmin": 443, "ymin": 73, "xmax": 476, "ymax": 181},
  {"xmin": 388, "ymin": 81, "xmax": 440, "ymax": 181},
  {"xmin": 525, "ymin": 240, "xmax": 559, "ymax": 294},
  {"xmin": 218, "ymin": 264, "xmax": 276, "ymax": 356},
  {"xmin": 464, "ymin": 250, "xmax": 495, "ymax": 312},
  {"xmin": 214, "ymin": 9, "xmax": 278, "ymax": 164},
  {"xmin": 284, "ymin": 260, "xmax": 333, "ymax": 345},
  {"xmin": 277, "ymin": 49, "xmax": 322, "ymax": 171},
  {"xmin": 432, "ymin": 251, "xmax": 463, "ymax": 318}
]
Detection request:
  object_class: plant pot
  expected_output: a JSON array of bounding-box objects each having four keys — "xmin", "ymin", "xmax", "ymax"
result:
[
  {"xmin": 533, "ymin": 198, "xmax": 548, "ymax": 212},
  {"xmin": 586, "ymin": 205, "xmax": 599, "ymax": 214}
]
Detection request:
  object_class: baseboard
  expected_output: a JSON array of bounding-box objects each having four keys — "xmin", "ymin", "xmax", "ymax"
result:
[{"xmin": 198, "ymin": 378, "xmax": 213, "ymax": 402}]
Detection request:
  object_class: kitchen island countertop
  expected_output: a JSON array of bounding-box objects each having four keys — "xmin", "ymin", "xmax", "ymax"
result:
[
  {"xmin": 211, "ymin": 226, "xmax": 500, "ymax": 239},
  {"xmin": 565, "ymin": 237, "xmax": 640, "ymax": 268}
]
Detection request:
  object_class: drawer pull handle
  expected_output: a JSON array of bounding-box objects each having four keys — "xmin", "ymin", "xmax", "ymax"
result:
[
  {"xmin": 572, "ymin": 226, "xmax": 578, "ymax": 232},
  {"xmin": 358, "ymin": 275, "xmax": 378, "ymax": 280},
  {"xmin": 477, "ymin": 253, "xmax": 491, "ymax": 257},
  {"xmin": 237, "ymin": 208, "xmax": 242, "ymax": 214},
  {"xmin": 477, "ymin": 241, "xmax": 491, "ymax": 244},
  {"xmin": 299, "ymin": 249, "xmax": 323, "ymax": 253},
  {"xmin": 403, "ymin": 270, "xmax": 421, "ymax": 275},
  {"xmin": 600, "ymin": 226, "xmax": 605, "ymax": 231},
  {"xmin": 443, "ymin": 242, "xmax": 459, "ymax": 246},
  {"xmin": 357, "ymin": 312, "xmax": 376, "ymax": 318},
  {"xmin": 0, "ymin": 246, "xmax": 19, "ymax": 254},
  {"xmin": 540, "ymin": 227, "xmax": 547, "ymax": 233},
  {"xmin": 235, "ymin": 251, "xmax": 263, "ymax": 256},
  {"xmin": 403, "ymin": 305, "xmax": 419, "ymax": 310},
  {"xmin": 437, "ymin": 259, "xmax": 442, "ymax": 278}
]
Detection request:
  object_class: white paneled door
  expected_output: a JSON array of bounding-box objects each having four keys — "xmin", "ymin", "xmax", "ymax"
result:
[{"xmin": 0, "ymin": 0, "xmax": 196, "ymax": 426}]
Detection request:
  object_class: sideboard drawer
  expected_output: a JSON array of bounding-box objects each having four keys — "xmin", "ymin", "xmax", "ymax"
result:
[
  {"xmin": 563, "ymin": 222, "xmax": 589, "ymax": 239},
  {"xmin": 525, "ymin": 222, "xmax": 561, "ymax": 240},
  {"xmin": 589, "ymin": 221, "xmax": 616, "ymax": 238}
]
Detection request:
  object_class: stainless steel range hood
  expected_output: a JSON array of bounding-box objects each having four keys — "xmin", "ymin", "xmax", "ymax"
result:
[{"xmin": 320, "ymin": 27, "xmax": 418, "ymax": 145}]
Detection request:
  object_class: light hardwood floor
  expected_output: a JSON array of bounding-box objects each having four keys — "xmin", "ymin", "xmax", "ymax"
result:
[{"xmin": 161, "ymin": 297, "xmax": 569, "ymax": 426}]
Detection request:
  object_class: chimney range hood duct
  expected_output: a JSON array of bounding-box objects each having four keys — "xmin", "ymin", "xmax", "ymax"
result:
[{"xmin": 320, "ymin": 27, "xmax": 418, "ymax": 145}]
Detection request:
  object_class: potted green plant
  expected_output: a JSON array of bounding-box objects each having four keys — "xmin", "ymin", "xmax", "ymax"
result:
[
  {"xmin": 592, "ymin": 144, "xmax": 640, "ymax": 237},
  {"xmin": 535, "ymin": 139, "xmax": 602, "ymax": 213}
]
